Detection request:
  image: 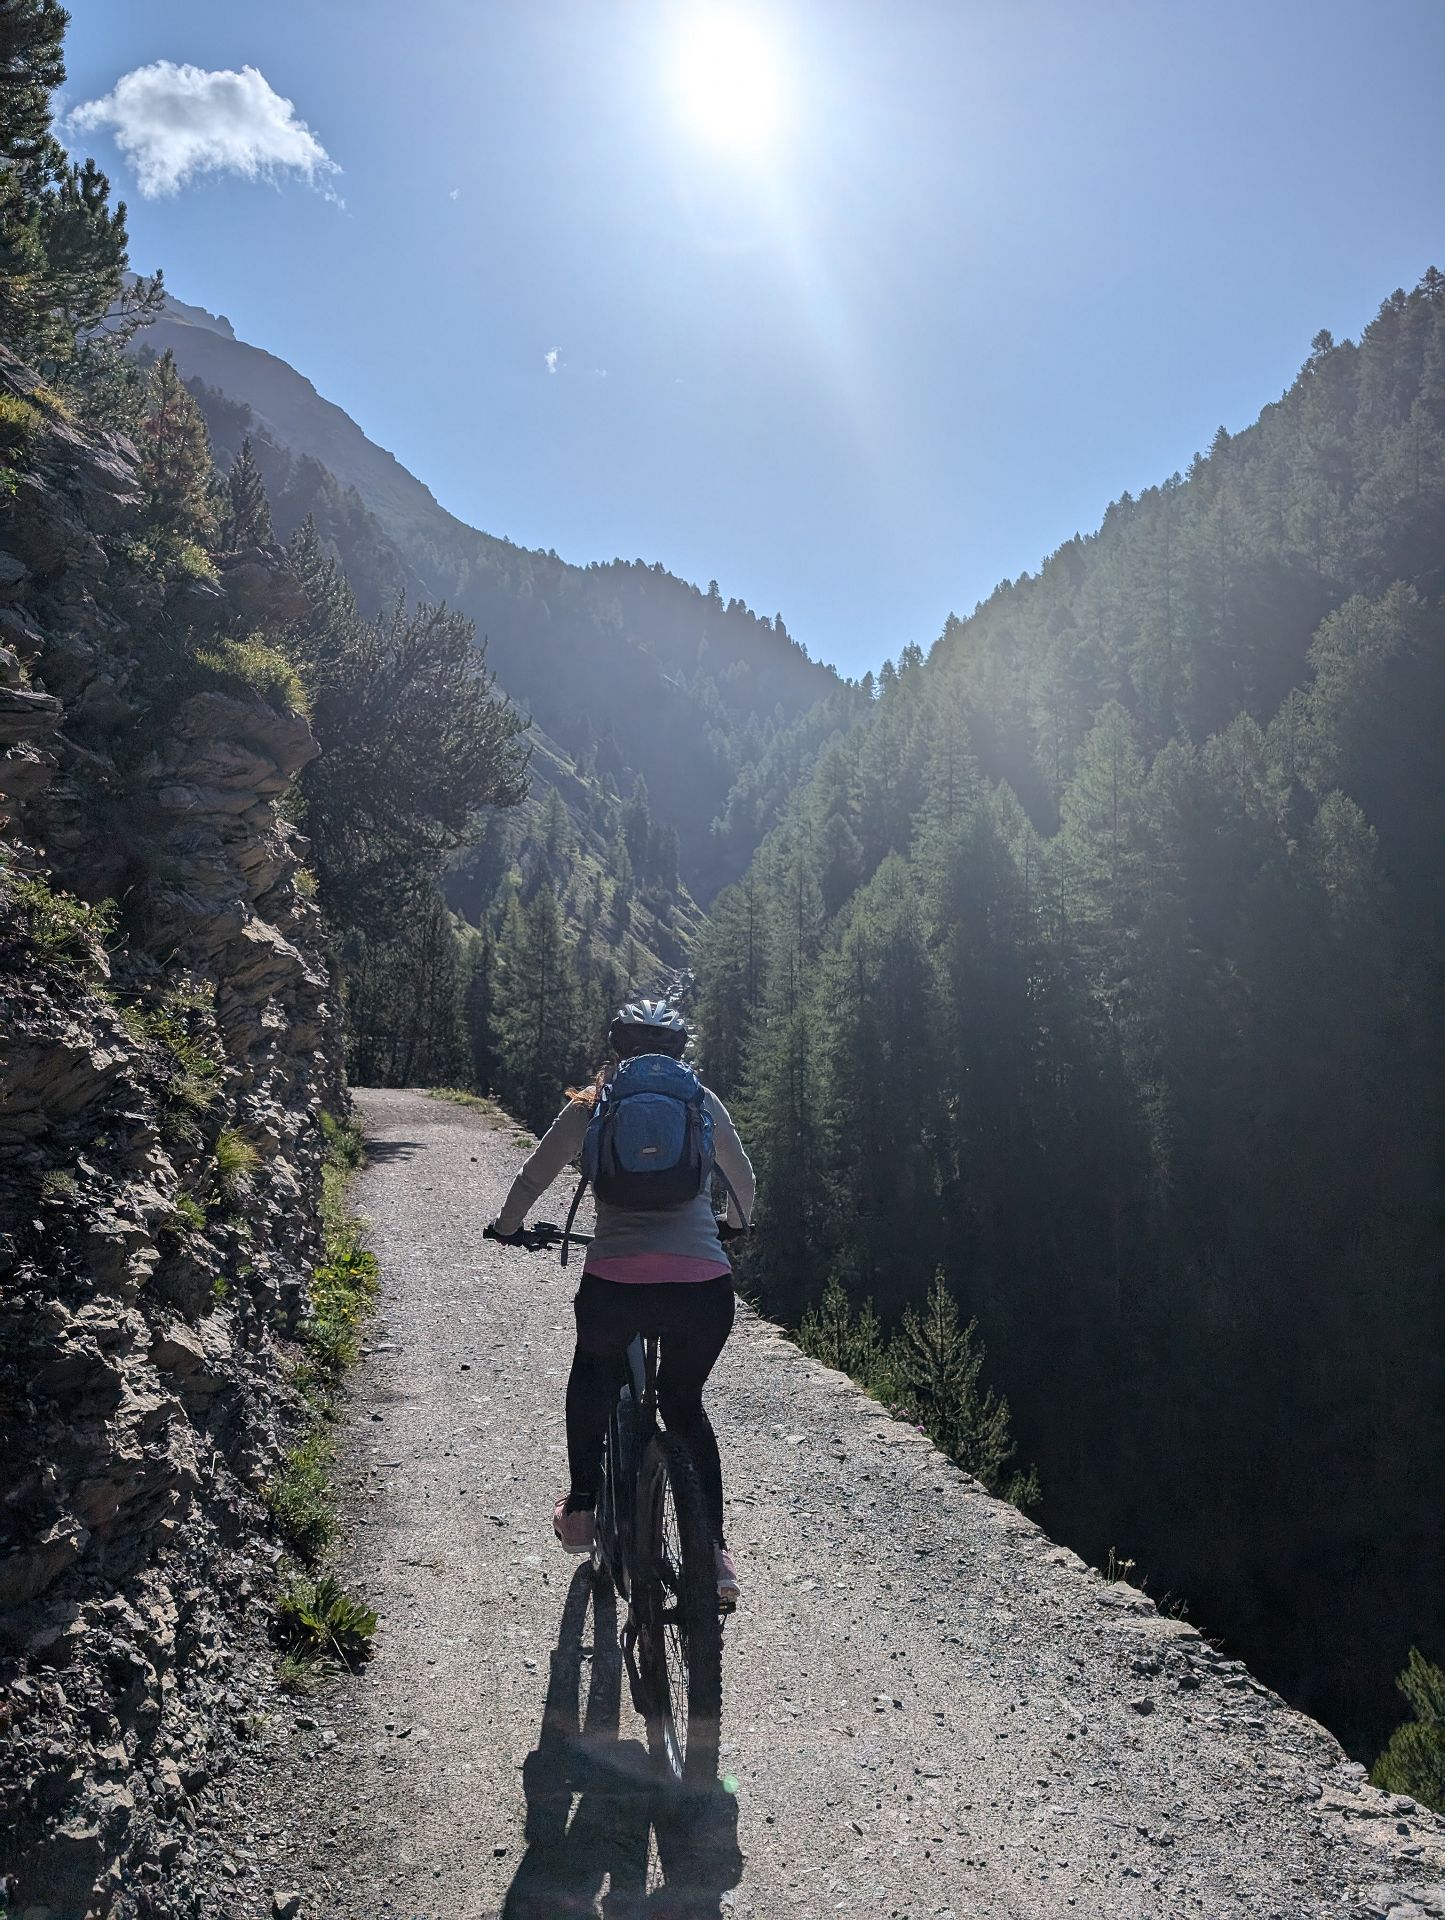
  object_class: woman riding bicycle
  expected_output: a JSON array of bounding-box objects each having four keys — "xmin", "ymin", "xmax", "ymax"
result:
[{"xmin": 488, "ymin": 998, "xmax": 755, "ymax": 1604}]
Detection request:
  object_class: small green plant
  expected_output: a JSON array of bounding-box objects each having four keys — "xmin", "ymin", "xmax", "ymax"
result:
[
  {"xmin": 169, "ymin": 538, "xmax": 218, "ymax": 583},
  {"xmin": 211, "ymin": 1274, "xmax": 231, "ymax": 1306},
  {"xmin": 317, "ymin": 1112, "xmax": 366, "ymax": 1256},
  {"xmin": 118, "ymin": 979, "xmax": 225, "ymax": 1134},
  {"xmin": 304, "ymin": 1246, "xmax": 380, "ymax": 1381},
  {"xmin": 294, "ymin": 865, "xmax": 318, "ymax": 899},
  {"xmin": 160, "ymin": 1193, "xmax": 206, "ymax": 1238},
  {"xmin": 264, "ymin": 1109, "xmax": 379, "ymax": 1672},
  {"xmin": 320, "ymin": 1108, "xmax": 365, "ymax": 1173},
  {"xmin": 275, "ymin": 1652, "xmax": 324, "ymax": 1695},
  {"xmin": 214, "ymin": 1128, "xmax": 260, "ymax": 1204},
  {"xmin": 1097, "ymin": 1545, "xmax": 1190, "ymax": 1617},
  {"xmin": 29, "ymin": 382, "xmax": 78, "ymax": 425},
  {"xmin": 193, "ymin": 636, "xmax": 309, "ymax": 715},
  {"xmin": 266, "ymin": 1427, "xmax": 336, "ymax": 1563},
  {"xmin": 5, "ymin": 877, "xmax": 116, "ymax": 977},
  {"xmin": 0, "ymin": 391, "xmax": 42, "ymax": 457},
  {"xmin": 115, "ymin": 979, "xmax": 220, "ymax": 1063},
  {"xmin": 38, "ymin": 1169, "xmax": 81, "ymax": 1207},
  {"xmin": 276, "ymin": 1573, "xmax": 377, "ymax": 1671}
]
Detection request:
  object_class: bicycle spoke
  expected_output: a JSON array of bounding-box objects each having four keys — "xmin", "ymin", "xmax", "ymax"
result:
[{"xmin": 661, "ymin": 1473, "xmax": 690, "ymax": 1758}]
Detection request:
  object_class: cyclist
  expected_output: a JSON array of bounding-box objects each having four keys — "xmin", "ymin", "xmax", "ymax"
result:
[{"xmin": 488, "ymin": 999, "xmax": 755, "ymax": 1604}]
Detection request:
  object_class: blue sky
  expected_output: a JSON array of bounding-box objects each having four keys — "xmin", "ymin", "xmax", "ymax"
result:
[{"xmin": 60, "ymin": 0, "xmax": 1445, "ymax": 679}]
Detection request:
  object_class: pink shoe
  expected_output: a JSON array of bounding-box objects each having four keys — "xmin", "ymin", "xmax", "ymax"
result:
[
  {"xmin": 553, "ymin": 1497, "xmax": 595, "ymax": 1555},
  {"xmin": 715, "ymin": 1545, "xmax": 740, "ymax": 1607}
]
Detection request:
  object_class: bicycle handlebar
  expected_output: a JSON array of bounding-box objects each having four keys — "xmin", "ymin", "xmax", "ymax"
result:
[
  {"xmin": 485, "ymin": 1217, "xmax": 748, "ymax": 1253},
  {"xmin": 483, "ymin": 1220, "xmax": 585, "ymax": 1253}
]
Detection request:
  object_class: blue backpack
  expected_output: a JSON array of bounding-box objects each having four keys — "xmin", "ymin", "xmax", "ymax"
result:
[{"xmin": 560, "ymin": 1054, "xmax": 731, "ymax": 1264}]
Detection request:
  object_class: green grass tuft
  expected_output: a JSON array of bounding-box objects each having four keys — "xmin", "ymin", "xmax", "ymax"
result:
[
  {"xmin": 194, "ymin": 635, "xmax": 309, "ymax": 715},
  {"xmin": 303, "ymin": 1245, "xmax": 380, "ymax": 1380},
  {"xmin": 426, "ymin": 1086, "xmax": 494, "ymax": 1112},
  {"xmin": 39, "ymin": 1168, "xmax": 80, "ymax": 1206},
  {"xmin": 160, "ymin": 1193, "xmax": 206, "ymax": 1238},
  {"xmin": 265, "ymin": 1424, "xmax": 336, "ymax": 1563},
  {"xmin": 0, "ymin": 391, "xmax": 42, "ymax": 457},
  {"xmin": 266, "ymin": 1109, "xmax": 380, "ymax": 1655},
  {"xmin": 214, "ymin": 1127, "xmax": 260, "ymax": 1204},
  {"xmin": 275, "ymin": 1652, "xmax": 324, "ymax": 1695},
  {"xmin": 29, "ymin": 381, "xmax": 79, "ymax": 425}
]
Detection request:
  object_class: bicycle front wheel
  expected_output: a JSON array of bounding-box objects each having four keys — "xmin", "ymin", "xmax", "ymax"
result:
[{"xmin": 634, "ymin": 1431, "xmax": 722, "ymax": 1788}]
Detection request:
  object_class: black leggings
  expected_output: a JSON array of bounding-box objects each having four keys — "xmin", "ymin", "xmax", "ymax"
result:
[{"xmin": 566, "ymin": 1274, "xmax": 736, "ymax": 1544}]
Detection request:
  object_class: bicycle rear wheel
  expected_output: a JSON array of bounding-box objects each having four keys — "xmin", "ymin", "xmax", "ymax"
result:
[{"xmin": 633, "ymin": 1431, "xmax": 722, "ymax": 1788}]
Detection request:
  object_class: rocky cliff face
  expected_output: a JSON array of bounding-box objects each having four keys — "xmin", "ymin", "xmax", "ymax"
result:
[{"xmin": 0, "ymin": 346, "xmax": 344, "ymax": 1915}]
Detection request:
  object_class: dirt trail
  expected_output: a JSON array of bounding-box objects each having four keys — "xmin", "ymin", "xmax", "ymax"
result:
[{"xmin": 225, "ymin": 1088, "xmax": 1445, "ymax": 1920}]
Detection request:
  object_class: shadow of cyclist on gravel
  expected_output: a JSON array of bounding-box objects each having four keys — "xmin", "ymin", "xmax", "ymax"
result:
[{"xmin": 503, "ymin": 1566, "xmax": 742, "ymax": 1919}]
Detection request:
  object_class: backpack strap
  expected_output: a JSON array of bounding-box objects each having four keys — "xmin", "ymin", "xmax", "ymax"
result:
[{"xmin": 559, "ymin": 1171, "xmax": 587, "ymax": 1268}]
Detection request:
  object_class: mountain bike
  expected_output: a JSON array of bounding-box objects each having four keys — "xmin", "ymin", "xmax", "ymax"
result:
[{"xmin": 484, "ymin": 1219, "xmax": 729, "ymax": 1789}]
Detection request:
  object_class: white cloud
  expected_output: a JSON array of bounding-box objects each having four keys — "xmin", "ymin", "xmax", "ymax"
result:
[
  {"xmin": 449, "ymin": 186, "xmax": 460, "ymax": 201},
  {"xmin": 544, "ymin": 348, "xmax": 559, "ymax": 375},
  {"xmin": 68, "ymin": 61, "xmax": 341, "ymax": 200}
]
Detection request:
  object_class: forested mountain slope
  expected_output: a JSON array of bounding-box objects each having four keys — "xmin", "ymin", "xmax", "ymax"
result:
[
  {"xmin": 141, "ymin": 297, "xmax": 851, "ymax": 900},
  {"xmin": 697, "ymin": 271, "xmax": 1445, "ymax": 1760}
]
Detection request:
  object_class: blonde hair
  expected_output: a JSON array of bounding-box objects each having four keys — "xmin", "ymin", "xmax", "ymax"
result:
[{"xmin": 566, "ymin": 1063, "xmax": 609, "ymax": 1110}]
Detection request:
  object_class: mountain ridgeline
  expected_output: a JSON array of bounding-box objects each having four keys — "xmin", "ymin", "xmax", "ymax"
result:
[
  {"xmin": 140, "ymin": 298, "xmax": 853, "ymax": 901},
  {"xmin": 139, "ymin": 297, "xmax": 861, "ymax": 1114},
  {"xmin": 695, "ymin": 273, "xmax": 1445, "ymax": 1759}
]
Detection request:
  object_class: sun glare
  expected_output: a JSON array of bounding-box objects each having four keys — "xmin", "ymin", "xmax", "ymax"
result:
[{"xmin": 674, "ymin": 10, "xmax": 783, "ymax": 157}]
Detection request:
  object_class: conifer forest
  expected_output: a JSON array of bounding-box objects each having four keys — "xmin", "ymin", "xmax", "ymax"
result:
[
  {"xmin": 694, "ymin": 278, "xmax": 1445, "ymax": 1758},
  {"xmin": 3, "ymin": 0, "xmax": 1444, "ymax": 1841}
]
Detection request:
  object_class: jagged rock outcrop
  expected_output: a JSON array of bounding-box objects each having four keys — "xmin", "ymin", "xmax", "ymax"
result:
[{"xmin": 0, "ymin": 345, "xmax": 344, "ymax": 1916}]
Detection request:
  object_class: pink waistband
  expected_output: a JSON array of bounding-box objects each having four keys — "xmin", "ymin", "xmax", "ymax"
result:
[{"xmin": 583, "ymin": 1253, "xmax": 732, "ymax": 1285}]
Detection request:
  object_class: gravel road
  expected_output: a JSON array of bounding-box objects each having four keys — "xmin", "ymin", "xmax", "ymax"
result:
[{"xmin": 222, "ymin": 1088, "xmax": 1445, "ymax": 1920}]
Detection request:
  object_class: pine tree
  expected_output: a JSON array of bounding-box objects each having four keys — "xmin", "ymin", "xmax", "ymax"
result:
[
  {"xmin": 463, "ymin": 932, "xmax": 497, "ymax": 1091},
  {"xmin": 0, "ymin": 2, "xmax": 157, "ymax": 374},
  {"xmin": 890, "ymin": 1274, "xmax": 1038, "ymax": 1505},
  {"xmin": 815, "ymin": 854, "xmax": 942, "ymax": 1301},
  {"xmin": 222, "ymin": 436, "xmax": 274, "ymax": 549},
  {"xmin": 139, "ymin": 350, "xmax": 216, "ymax": 542},
  {"xmin": 1056, "ymin": 700, "xmax": 1148, "ymax": 967},
  {"xmin": 622, "ymin": 775, "xmax": 652, "ymax": 874},
  {"xmin": 298, "ymin": 593, "xmax": 528, "ymax": 937},
  {"xmin": 797, "ymin": 1277, "xmax": 887, "ymax": 1392},
  {"xmin": 1372, "ymin": 1650, "xmax": 1445, "ymax": 1814},
  {"xmin": 493, "ymin": 884, "xmax": 581, "ymax": 1131},
  {"xmin": 0, "ymin": 1, "xmax": 66, "ymax": 165}
]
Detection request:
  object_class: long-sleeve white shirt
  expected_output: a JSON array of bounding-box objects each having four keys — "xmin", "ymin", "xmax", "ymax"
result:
[{"xmin": 494, "ymin": 1085, "xmax": 756, "ymax": 1265}]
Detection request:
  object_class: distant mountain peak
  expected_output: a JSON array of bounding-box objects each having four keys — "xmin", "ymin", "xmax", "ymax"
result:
[{"xmin": 155, "ymin": 287, "xmax": 237, "ymax": 341}]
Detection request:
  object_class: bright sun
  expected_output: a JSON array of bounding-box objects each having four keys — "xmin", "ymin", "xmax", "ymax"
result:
[{"xmin": 674, "ymin": 10, "xmax": 784, "ymax": 157}]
